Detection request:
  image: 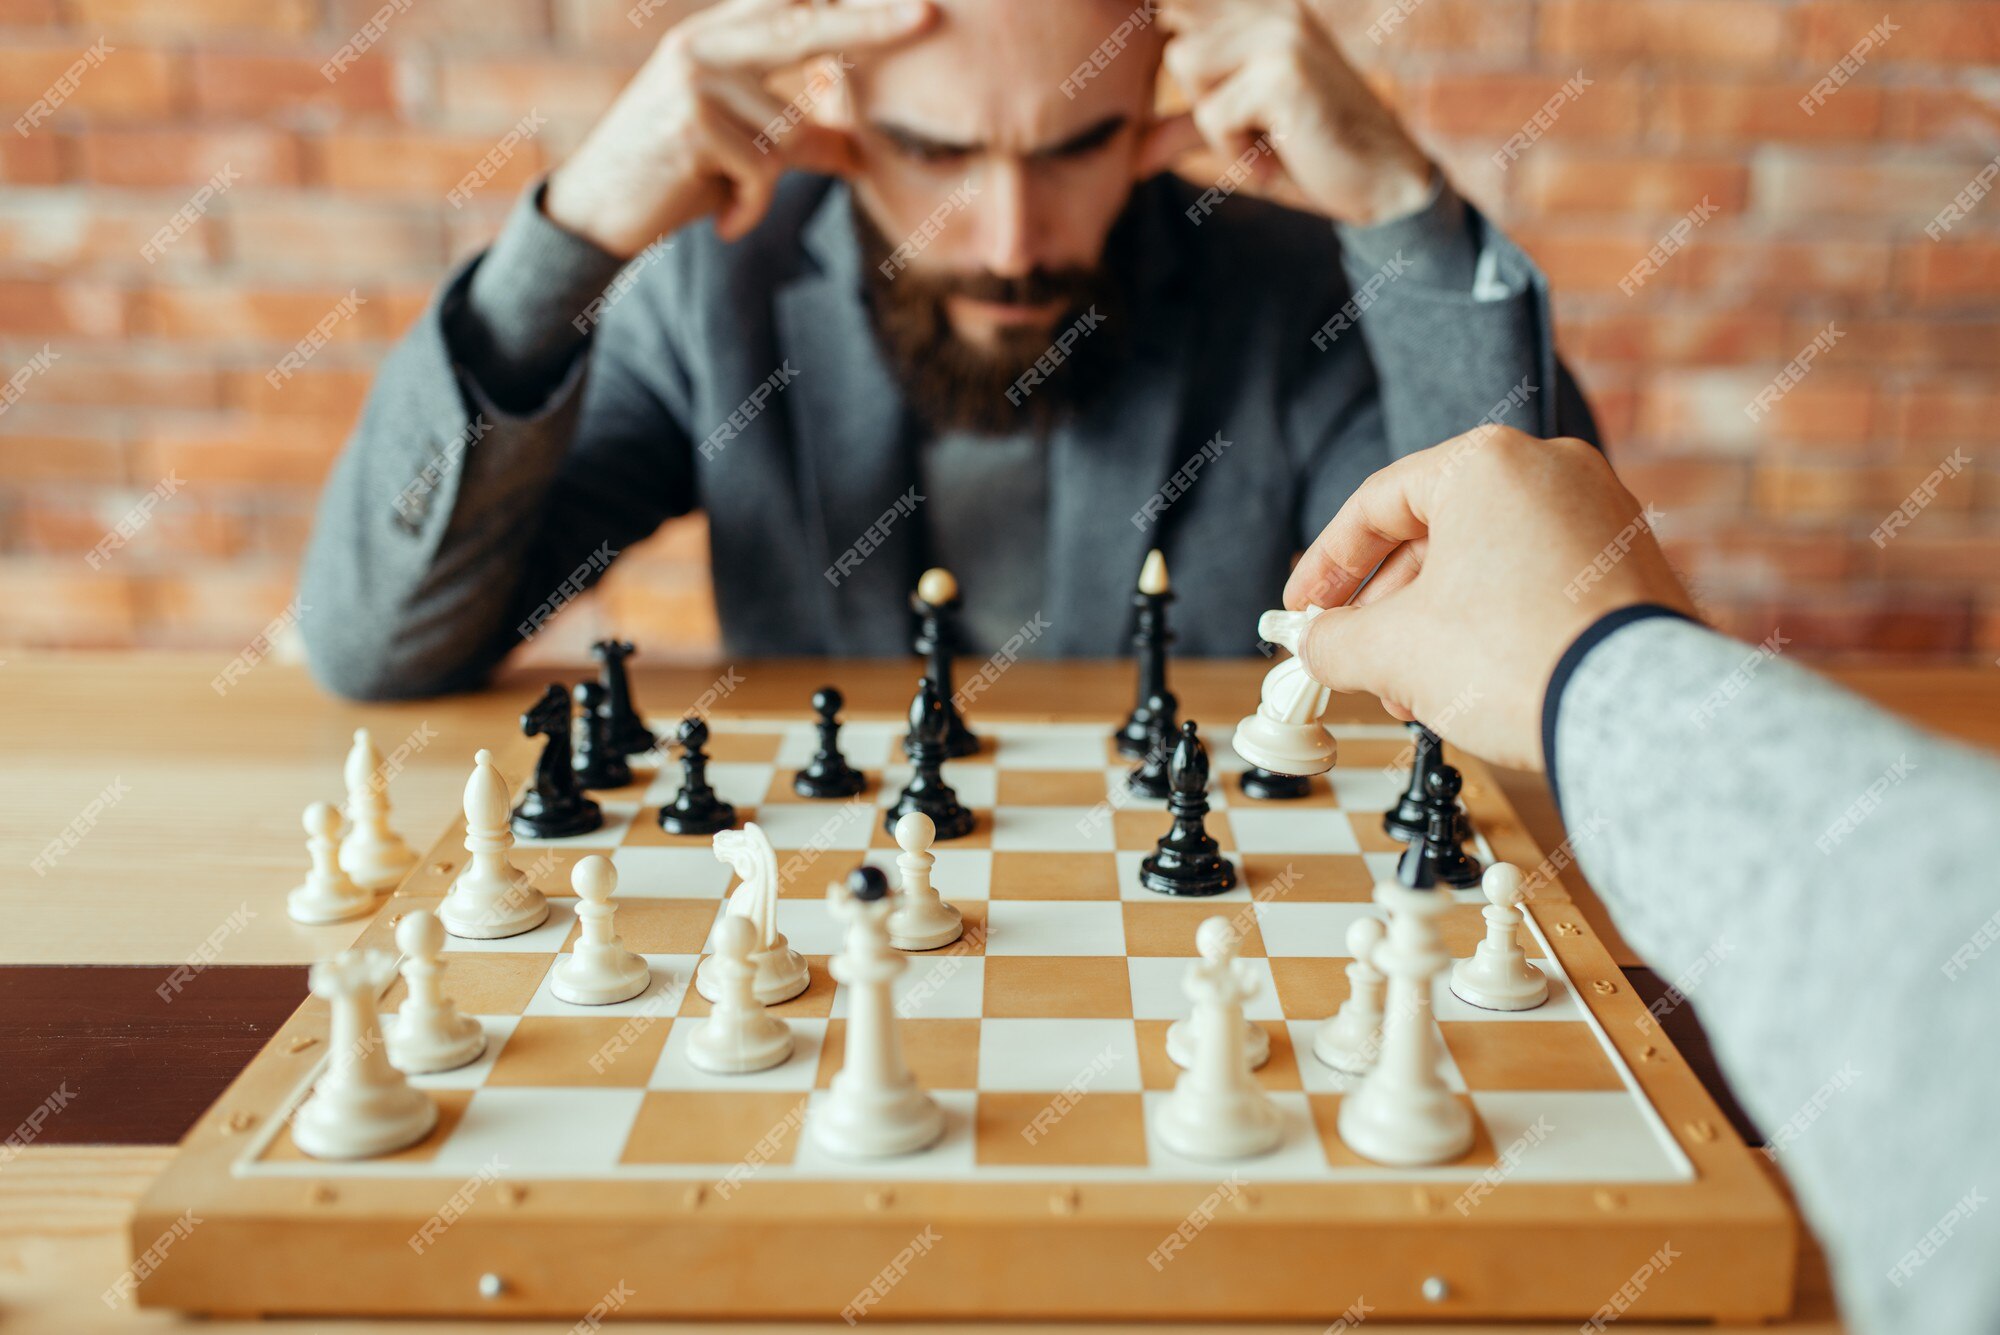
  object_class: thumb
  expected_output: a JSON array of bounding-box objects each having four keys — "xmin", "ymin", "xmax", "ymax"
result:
[{"xmin": 1295, "ymin": 594, "xmax": 1413, "ymax": 701}]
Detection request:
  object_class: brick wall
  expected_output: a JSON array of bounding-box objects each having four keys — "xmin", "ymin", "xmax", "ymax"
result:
[{"xmin": 1, "ymin": 0, "xmax": 1995, "ymax": 665}]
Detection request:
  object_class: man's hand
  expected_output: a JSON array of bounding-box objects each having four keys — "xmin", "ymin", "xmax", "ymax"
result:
[
  {"xmin": 546, "ymin": 0, "xmax": 936, "ymax": 258},
  {"xmin": 1285, "ymin": 429, "xmax": 1697, "ymax": 772},
  {"xmin": 1142, "ymin": 0, "xmax": 1434, "ymax": 225}
]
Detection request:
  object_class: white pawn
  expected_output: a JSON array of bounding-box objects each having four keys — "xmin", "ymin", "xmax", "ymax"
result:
[
  {"xmin": 551, "ymin": 855, "xmax": 650, "ymax": 1005},
  {"xmin": 1337, "ymin": 879, "xmax": 1474, "ymax": 1167},
  {"xmin": 886, "ymin": 812, "xmax": 963, "ymax": 951},
  {"xmin": 440, "ymin": 750, "xmax": 549, "ymax": 940},
  {"xmin": 292, "ymin": 949, "xmax": 437, "ymax": 1160},
  {"xmin": 288, "ymin": 802, "xmax": 376, "ymax": 925},
  {"xmin": 687, "ymin": 915, "xmax": 793, "ymax": 1074},
  {"xmin": 1313, "ymin": 918, "xmax": 1387, "ymax": 1074},
  {"xmin": 1167, "ymin": 916, "xmax": 1270, "ymax": 1071},
  {"xmin": 1451, "ymin": 863, "xmax": 1549, "ymax": 1012},
  {"xmin": 813, "ymin": 868, "xmax": 944, "ymax": 1158},
  {"xmin": 387, "ymin": 910, "xmax": 486, "ymax": 1074},
  {"xmin": 338, "ymin": 728, "xmax": 419, "ymax": 893},
  {"xmin": 1157, "ymin": 918, "xmax": 1282, "ymax": 1160}
]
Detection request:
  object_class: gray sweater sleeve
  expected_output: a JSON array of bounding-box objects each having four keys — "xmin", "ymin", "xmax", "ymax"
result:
[{"xmin": 1551, "ymin": 612, "xmax": 2000, "ymax": 1335}]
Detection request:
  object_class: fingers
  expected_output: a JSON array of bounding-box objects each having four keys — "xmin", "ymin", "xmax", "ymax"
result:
[
  {"xmin": 1284, "ymin": 456, "xmax": 1435, "ymax": 610},
  {"xmin": 688, "ymin": 0, "xmax": 935, "ymax": 73},
  {"xmin": 1293, "ymin": 589, "xmax": 1415, "ymax": 698},
  {"xmin": 1352, "ymin": 535, "xmax": 1425, "ymax": 606},
  {"xmin": 1188, "ymin": 65, "xmax": 1270, "ymax": 168}
]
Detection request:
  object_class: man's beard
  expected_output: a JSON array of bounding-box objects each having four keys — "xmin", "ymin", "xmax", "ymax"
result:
[{"xmin": 852, "ymin": 200, "xmax": 1130, "ymax": 437}]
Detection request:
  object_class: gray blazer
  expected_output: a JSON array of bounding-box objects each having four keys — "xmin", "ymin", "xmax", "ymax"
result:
[{"xmin": 299, "ymin": 173, "xmax": 1594, "ymax": 699}]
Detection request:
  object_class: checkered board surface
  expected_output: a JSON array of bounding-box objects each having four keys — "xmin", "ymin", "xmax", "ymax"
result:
[{"xmin": 236, "ymin": 717, "xmax": 1693, "ymax": 1188}]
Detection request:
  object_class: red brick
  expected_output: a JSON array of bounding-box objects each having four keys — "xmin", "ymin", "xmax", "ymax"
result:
[
  {"xmin": 1882, "ymin": 87, "xmax": 2000, "ymax": 145},
  {"xmin": 188, "ymin": 52, "xmax": 399, "ymax": 120},
  {"xmin": 555, "ymin": 0, "xmax": 726, "ymax": 45},
  {"xmin": 1539, "ymin": 0, "xmax": 1790, "ymax": 68},
  {"xmin": 1681, "ymin": 237, "xmax": 1892, "ymax": 300},
  {"xmin": 65, "ymin": 0, "xmax": 317, "ymax": 36},
  {"xmin": 1560, "ymin": 310, "xmax": 1791, "ymax": 366},
  {"xmin": 136, "ymin": 416, "xmax": 350, "ymax": 487},
  {"xmin": 0, "ymin": 433, "xmax": 126, "ymax": 483},
  {"xmin": 375, "ymin": 285, "xmax": 436, "ymax": 339},
  {"xmin": 315, "ymin": 129, "xmax": 547, "ymax": 198},
  {"xmin": 1659, "ymin": 525, "xmax": 1863, "ymax": 589},
  {"xmin": 0, "ymin": 43, "xmax": 182, "ymax": 122},
  {"xmin": 1607, "ymin": 457, "xmax": 1750, "ymax": 511},
  {"xmin": 1760, "ymin": 377, "xmax": 1883, "ymax": 449},
  {"xmin": 1753, "ymin": 462, "xmax": 1977, "ymax": 521},
  {"xmin": 134, "ymin": 283, "xmax": 387, "ymax": 345},
  {"xmin": 1518, "ymin": 155, "xmax": 1748, "ymax": 217},
  {"xmin": 1739, "ymin": 594, "xmax": 1975, "ymax": 658},
  {"xmin": 0, "ymin": 279, "xmax": 130, "ymax": 337},
  {"xmin": 144, "ymin": 568, "xmax": 307, "ymax": 648},
  {"xmin": 1632, "ymin": 370, "xmax": 1769, "ymax": 449},
  {"xmin": 1796, "ymin": 2, "xmax": 2000, "ymax": 67},
  {"xmin": 329, "ymin": 0, "xmax": 551, "ymax": 43},
  {"xmin": 0, "ymin": 194, "xmax": 223, "ymax": 272},
  {"xmin": 0, "ymin": 133, "xmax": 63, "ymax": 185},
  {"xmin": 226, "ymin": 367, "xmax": 374, "ymax": 422},
  {"xmin": 223, "ymin": 201, "xmax": 446, "ymax": 279},
  {"xmin": 1875, "ymin": 534, "xmax": 2000, "ymax": 585},
  {"xmin": 1900, "ymin": 241, "xmax": 2000, "ymax": 307},
  {"xmin": 1882, "ymin": 380, "xmax": 2000, "ymax": 447},
  {"xmin": 1512, "ymin": 226, "xmax": 1695, "ymax": 296},
  {"xmin": 1752, "ymin": 154, "xmax": 1995, "ymax": 222},
  {"xmin": 434, "ymin": 56, "xmax": 639, "ymax": 124},
  {"xmin": 0, "ymin": 560, "xmax": 141, "ymax": 645},
  {"xmin": 1653, "ymin": 82, "xmax": 1883, "ymax": 145},
  {"xmin": 74, "ymin": 127, "xmax": 304, "ymax": 188},
  {"xmin": 9, "ymin": 348, "xmax": 226, "ymax": 411},
  {"xmin": 0, "ymin": 0, "xmax": 61, "ymax": 21},
  {"xmin": 1411, "ymin": 71, "xmax": 1645, "ymax": 142}
]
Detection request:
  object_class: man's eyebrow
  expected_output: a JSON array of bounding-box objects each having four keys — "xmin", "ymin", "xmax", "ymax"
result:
[{"xmin": 868, "ymin": 113, "xmax": 1130, "ymax": 158}]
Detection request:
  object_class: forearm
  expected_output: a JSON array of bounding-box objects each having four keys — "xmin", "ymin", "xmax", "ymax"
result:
[{"xmin": 1550, "ymin": 612, "xmax": 2000, "ymax": 1334}]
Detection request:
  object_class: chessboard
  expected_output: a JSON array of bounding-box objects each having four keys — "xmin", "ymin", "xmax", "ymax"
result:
[{"xmin": 130, "ymin": 711, "xmax": 1795, "ymax": 1323}]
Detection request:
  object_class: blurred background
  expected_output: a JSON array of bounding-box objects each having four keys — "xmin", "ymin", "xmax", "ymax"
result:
[{"xmin": 0, "ymin": 0, "xmax": 1995, "ymax": 667}]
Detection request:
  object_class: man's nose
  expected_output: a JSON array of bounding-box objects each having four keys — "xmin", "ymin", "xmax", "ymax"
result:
[{"xmin": 971, "ymin": 158, "xmax": 1039, "ymax": 279}]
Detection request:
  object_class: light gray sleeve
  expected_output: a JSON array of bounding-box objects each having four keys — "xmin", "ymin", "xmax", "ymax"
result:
[
  {"xmin": 297, "ymin": 183, "xmax": 697, "ymax": 700},
  {"xmin": 1552, "ymin": 614, "xmax": 2000, "ymax": 1335}
]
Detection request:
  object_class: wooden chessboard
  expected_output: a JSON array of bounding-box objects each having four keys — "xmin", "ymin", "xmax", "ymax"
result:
[{"xmin": 129, "ymin": 710, "xmax": 1795, "ymax": 1322}]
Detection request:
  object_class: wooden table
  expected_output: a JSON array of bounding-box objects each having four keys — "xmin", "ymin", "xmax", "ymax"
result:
[{"xmin": 12, "ymin": 650, "xmax": 1983, "ymax": 1331}]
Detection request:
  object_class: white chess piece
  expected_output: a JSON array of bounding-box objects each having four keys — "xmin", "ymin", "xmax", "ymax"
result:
[
  {"xmin": 338, "ymin": 728, "xmax": 419, "ymax": 893},
  {"xmin": 1337, "ymin": 880, "xmax": 1474, "ymax": 1166},
  {"xmin": 439, "ymin": 750, "xmax": 549, "ymax": 940},
  {"xmin": 287, "ymin": 802, "xmax": 376, "ymax": 924},
  {"xmin": 1230, "ymin": 606, "xmax": 1336, "ymax": 777},
  {"xmin": 1313, "ymin": 917, "xmax": 1387, "ymax": 1074},
  {"xmin": 386, "ymin": 910, "xmax": 485, "ymax": 1073},
  {"xmin": 1166, "ymin": 914, "xmax": 1270, "ymax": 1071},
  {"xmin": 687, "ymin": 915, "xmax": 793, "ymax": 1074},
  {"xmin": 552, "ymin": 855, "xmax": 651, "ymax": 1005},
  {"xmin": 292, "ymin": 949, "xmax": 438, "ymax": 1160},
  {"xmin": 886, "ymin": 811, "xmax": 963, "ymax": 951},
  {"xmin": 1450, "ymin": 863, "xmax": 1549, "ymax": 1012},
  {"xmin": 1157, "ymin": 917, "xmax": 1282, "ymax": 1160},
  {"xmin": 813, "ymin": 870, "xmax": 944, "ymax": 1158},
  {"xmin": 697, "ymin": 823, "xmax": 809, "ymax": 1005}
]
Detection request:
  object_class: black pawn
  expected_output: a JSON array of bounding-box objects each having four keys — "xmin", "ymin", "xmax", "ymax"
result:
[
  {"xmin": 512, "ymin": 683, "xmax": 603, "ymax": 839},
  {"xmin": 1396, "ymin": 764, "xmax": 1482, "ymax": 889},
  {"xmin": 1139, "ymin": 721, "xmax": 1237, "ymax": 898},
  {"xmin": 794, "ymin": 686, "xmax": 865, "ymax": 799},
  {"xmin": 912, "ymin": 574, "xmax": 979, "ymax": 759},
  {"xmin": 592, "ymin": 639, "xmax": 657, "ymax": 758},
  {"xmin": 571, "ymin": 681, "xmax": 632, "ymax": 790},
  {"xmin": 1239, "ymin": 766, "xmax": 1311, "ymax": 800},
  {"xmin": 1384, "ymin": 723, "xmax": 1471, "ymax": 845},
  {"xmin": 1125, "ymin": 689, "xmax": 1180, "ymax": 799},
  {"xmin": 1113, "ymin": 558, "xmax": 1174, "ymax": 757},
  {"xmin": 656, "ymin": 716, "xmax": 737, "ymax": 836},
  {"xmin": 885, "ymin": 677, "xmax": 975, "ymax": 841},
  {"xmin": 846, "ymin": 864, "xmax": 891, "ymax": 904}
]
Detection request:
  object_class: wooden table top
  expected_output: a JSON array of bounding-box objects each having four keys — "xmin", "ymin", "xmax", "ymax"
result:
[{"xmin": 10, "ymin": 649, "xmax": 1988, "ymax": 1332}]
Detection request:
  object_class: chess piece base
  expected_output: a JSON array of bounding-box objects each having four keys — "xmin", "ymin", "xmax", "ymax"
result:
[
  {"xmin": 1312, "ymin": 1016, "xmax": 1381, "ymax": 1075},
  {"xmin": 1337, "ymin": 1084, "xmax": 1473, "ymax": 1166},
  {"xmin": 1398, "ymin": 840, "xmax": 1484, "ymax": 889},
  {"xmin": 287, "ymin": 881, "xmax": 374, "ymax": 925},
  {"xmin": 1112, "ymin": 715, "xmax": 1155, "ymax": 757},
  {"xmin": 812, "ymin": 1083, "xmax": 945, "ymax": 1158},
  {"xmin": 387, "ymin": 1012, "xmax": 487, "ymax": 1075},
  {"xmin": 339, "ymin": 839, "xmax": 417, "ymax": 893},
  {"xmin": 551, "ymin": 950, "xmax": 651, "ymax": 1006},
  {"xmin": 1385, "ymin": 802, "xmax": 1472, "ymax": 846},
  {"xmin": 1125, "ymin": 765, "xmax": 1170, "ymax": 800},
  {"xmin": 1139, "ymin": 850, "xmax": 1237, "ymax": 898},
  {"xmin": 889, "ymin": 901, "xmax": 964, "ymax": 952},
  {"xmin": 511, "ymin": 799, "xmax": 604, "ymax": 841},
  {"xmin": 1230, "ymin": 712, "xmax": 1336, "ymax": 778},
  {"xmin": 1450, "ymin": 956, "xmax": 1550, "ymax": 1012},
  {"xmin": 794, "ymin": 765, "xmax": 865, "ymax": 799},
  {"xmin": 658, "ymin": 800, "xmax": 738, "ymax": 837},
  {"xmin": 1167, "ymin": 1018, "xmax": 1270, "ymax": 1071},
  {"xmin": 574, "ymin": 756, "xmax": 634, "ymax": 791},
  {"xmin": 439, "ymin": 882, "xmax": 550, "ymax": 940},
  {"xmin": 291, "ymin": 1087, "xmax": 437, "ymax": 1161},
  {"xmin": 1239, "ymin": 768, "xmax": 1312, "ymax": 801},
  {"xmin": 1156, "ymin": 1088, "xmax": 1282, "ymax": 1160},
  {"xmin": 695, "ymin": 942, "xmax": 810, "ymax": 1006},
  {"xmin": 687, "ymin": 1015, "xmax": 793, "ymax": 1074}
]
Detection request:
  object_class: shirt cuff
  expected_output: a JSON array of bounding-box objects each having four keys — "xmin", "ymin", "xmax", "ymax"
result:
[
  {"xmin": 1334, "ymin": 172, "xmax": 1480, "ymax": 293},
  {"xmin": 1541, "ymin": 603, "xmax": 1695, "ymax": 820}
]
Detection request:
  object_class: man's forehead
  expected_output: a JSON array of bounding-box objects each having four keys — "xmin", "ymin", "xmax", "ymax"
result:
[{"xmin": 847, "ymin": 0, "xmax": 1161, "ymax": 148}]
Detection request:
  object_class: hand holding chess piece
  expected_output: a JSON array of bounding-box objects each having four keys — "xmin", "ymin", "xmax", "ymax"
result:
[
  {"xmin": 288, "ymin": 801, "xmax": 375, "ymax": 925},
  {"xmin": 1232, "ymin": 605, "xmax": 1336, "ymax": 790},
  {"xmin": 338, "ymin": 728, "xmax": 418, "ymax": 892},
  {"xmin": 887, "ymin": 811, "xmax": 963, "ymax": 951},
  {"xmin": 552, "ymin": 855, "xmax": 651, "ymax": 1005},
  {"xmin": 1157, "ymin": 917, "xmax": 1281, "ymax": 1160},
  {"xmin": 387, "ymin": 909, "xmax": 486, "ymax": 1074},
  {"xmin": 292, "ymin": 949, "xmax": 437, "ymax": 1160},
  {"xmin": 1450, "ymin": 863, "xmax": 1548, "ymax": 1011}
]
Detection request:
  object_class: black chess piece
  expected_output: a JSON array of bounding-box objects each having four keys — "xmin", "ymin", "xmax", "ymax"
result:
[
  {"xmin": 884, "ymin": 676, "xmax": 975, "ymax": 841},
  {"xmin": 1239, "ymin": 766, "xmax": 1311, "ymax": 800},
  {"xmin": 1114, "ymin": 556, "xmax": 1174, "ymax": 757},
  {"xmin": 911, "ymin": 570, "xmax": 979, "ymax": 759},
  {"xmin": 794, "ymin": 686, "xmax": 866, "ymax": 799},
  {"xmin": 1396, "ymin": 764, "xmax": 1483, "ymax": 889},
  {"xmin": 591, "ymin": 639, "xmax": 657, "ymax": 758},
  {"xmin": 1125, "ymin": 688, "xmax": 1180, "ymax": 799},
  {"xmin": 571, "ymin": 681, "xmax": 632, "ymax": 790},
  {"xmin": 1384, "ymin": 723, "xmax": 1471, "ymax": 844},
  {"xmin": 511, "ymin": 683, "xmax": 604, "ymax": 839},
  {"xmin": 656, "ymin": 716, "xmax": 737, "ymax": 836},
  {"xmin": 846, "ymin": 864, "xmax": 891, "ymax": 904},
  {"xmin": 1140, "ymin": 721, "xmax": 1237, "ymax": 897}
]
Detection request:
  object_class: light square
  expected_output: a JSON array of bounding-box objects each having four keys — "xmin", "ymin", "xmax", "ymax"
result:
[
  {"xmin": 1228, "ymin": 808, "xmax": 1362, "ymax": 855},
  {"xmin": 607, "ymin": 845, "xmax": 737, "ymax": 899},
  {"xmin": 989, "ymin": 805, "xmax": 1118, "ymax": 852},
  {"xmin": 433, "ymin": 1088, "xmax": 646, "ymax": 1174},
  {"xmin": 1127, "ymin": 957, "xmax": 1281, "ymax": 1021},
  {"xmin": 651, "ymin": 1018, "xmax": 829, "ymax": 1092},
  {"xmin": 983, "ymin": 900, "xmax": 1127, "ymax": 956},
  {"xmin": 976, "ymin": 1018, "xmax": 1142, "ymax": 1092}
]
